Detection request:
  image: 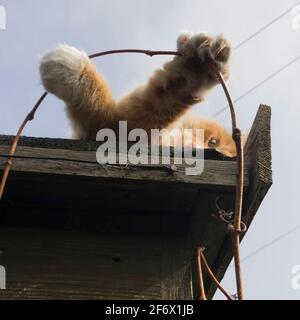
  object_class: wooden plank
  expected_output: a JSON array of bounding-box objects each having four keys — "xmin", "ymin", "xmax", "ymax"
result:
[
  {"xmin": 0, "ymin": 178, "xmax": 198, "ymax": 216},
  {"xmin": 0, "ymin": 135, "xmax": 235, "ymax": 161},
  {"xmin": 0, "ymin": 145, "xmax": 250, "ymax": 190},
  {"xmin": 190, "ymin": 190, "xmax": 236, "ymax": 299},
  {"xmin": 0, "ymin": 224, "xmax": 195, "ymax": 299},
  {"xmin": 0, "ymin": 104, "xmax": 271, "ymax": 300},
  {"xmin": 242, "ymin": 104, "xmax": 273, "ymax": 224},
  {"xmin": 0, "ymin": 228, "xmax": 163, "ymax": 300},
  {"xmin": 161, "ymin": 217, "xmax": 192, "ymax": 299},
  {"xmin": 202, "ymin": 105, "xmax": 273, "ymax": 299}
]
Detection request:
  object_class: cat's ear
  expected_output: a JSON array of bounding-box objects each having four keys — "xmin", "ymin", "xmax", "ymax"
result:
[{"xmin": 177, "ymin": 32, "xmax": 192, "ymax": 52}]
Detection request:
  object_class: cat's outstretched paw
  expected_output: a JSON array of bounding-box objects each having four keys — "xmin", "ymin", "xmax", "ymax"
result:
[
  {"xmin": 177, "ymin": 32, "xmax": 232, "ymax": 79},
  {"xmin": 40, "ymin": 44, "xmax": 89, "ymax": 102}
]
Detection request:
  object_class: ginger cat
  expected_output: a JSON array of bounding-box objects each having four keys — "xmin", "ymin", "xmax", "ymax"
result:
[{"xmin": 40, "ymin": 32, "xmax": 237, "ymax": 157}]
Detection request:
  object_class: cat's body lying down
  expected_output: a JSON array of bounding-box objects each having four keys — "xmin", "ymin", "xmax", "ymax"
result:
[{"xmin": 40, "ymin": 32, "xmax": 236, "ymax": 157}]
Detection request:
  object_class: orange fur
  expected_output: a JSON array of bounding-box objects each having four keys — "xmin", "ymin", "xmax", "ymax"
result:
[{"xmin": 40, "ymin": 33, "xmax": 238, "ymax": 157}]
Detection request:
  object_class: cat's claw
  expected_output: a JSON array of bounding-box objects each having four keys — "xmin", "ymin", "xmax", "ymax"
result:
[
  {"xmin": 210, "ymin": 35, "xmax": 232, "ymax": 63},
  {"xmin": 177, "ymin": 32, "xmax": 232, "ymax": 78}
]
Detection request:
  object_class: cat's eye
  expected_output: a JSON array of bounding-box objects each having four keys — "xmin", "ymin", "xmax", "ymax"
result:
[{"xmin": 208, "ymin": 137, "xmax": 218, "ymax": 148}]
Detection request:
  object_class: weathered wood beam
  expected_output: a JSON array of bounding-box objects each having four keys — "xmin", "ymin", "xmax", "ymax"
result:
[
  {"xmin": 204, "ymin": 104, "xmax": 272, "ymax": 299},
  {"xmin": 0, "ymin": 144, "xmax": 249, "ymax": 190},
  {"xmin": 0, "ymin": 105, "xmax": 271, "ymax": 300}
]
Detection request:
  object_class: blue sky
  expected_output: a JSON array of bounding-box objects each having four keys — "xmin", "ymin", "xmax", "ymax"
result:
[{"xmin": 1, "ymin": 0, "xmax": 300, "ymax": 299}]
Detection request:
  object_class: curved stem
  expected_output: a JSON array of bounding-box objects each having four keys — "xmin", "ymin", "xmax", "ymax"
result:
[
  {"xmin": 0, "ymin": 92, "xmax": 48, "ymax": 199},
  {"xmin": 88, "ymin": 49, "xmax": 181, "ymax": 59},
  {"xmin": 200, "ymin": 251, "xmax": 233, "ymax": 300},
  {"xmin": 213, "ymin": 69, "xmax": 245, "ymax": 300},
  {"xmin": 196, "ymin": 247, "xmax": 207, "ymax": 300}
]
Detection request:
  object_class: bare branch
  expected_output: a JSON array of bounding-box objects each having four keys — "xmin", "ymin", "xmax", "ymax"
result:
[{"xmin": 200, "ymin": 249, "xmax": 233, "ymax": 300}]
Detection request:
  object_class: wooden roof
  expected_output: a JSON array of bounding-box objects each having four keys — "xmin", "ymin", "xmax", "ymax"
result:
[{"xmin": 0, "ymin": 105, "xmax": 272, "ymax": 299}]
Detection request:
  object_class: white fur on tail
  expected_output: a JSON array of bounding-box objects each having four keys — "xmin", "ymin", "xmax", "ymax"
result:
[{"xmin": 40, "ymin": 44, "xmax": 89, "ymax": 102}]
